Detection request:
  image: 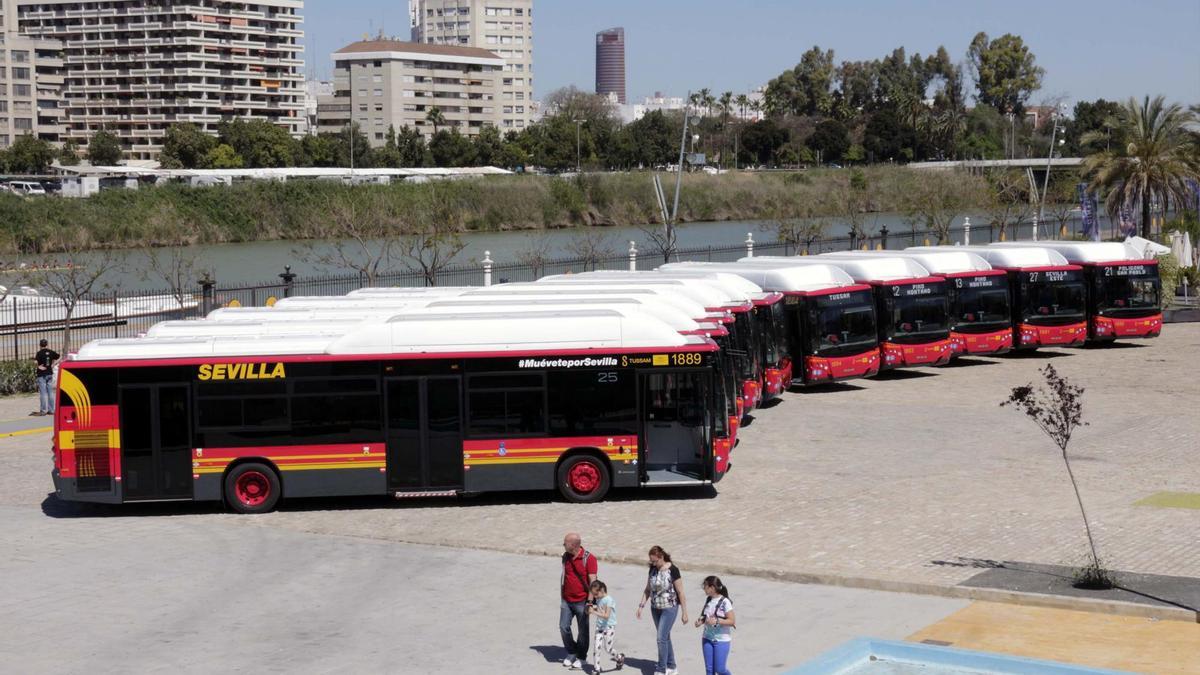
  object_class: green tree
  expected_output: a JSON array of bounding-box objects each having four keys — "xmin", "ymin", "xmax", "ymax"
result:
[
  {"xmin": 1065, "ymin": 99, "xmax": 1125, "ymax": 155},
  {"xmin": 218, "ymin": 119, "xmax": 296, "ymax": 168},
  {"xmin": 87, "ymin": 129, "xmax": 124, "ymax": 166},
  {"xmin": 58, "ymin": 139, "xmax": 81, "ymax": 167},
  {"xmin": 471, "ymin": 125, "xmax": 505, "ymax": 166},
  {"xmin": 738, "ymin": 119, "xmax": 789, "ymax": 166},
  {"xmin": 323, "ymin": 123, "xmax": 371, "ymax": 168},
  {"xmin": 299, "ymin": 134, "xmax": 336, "ymax": 167},
  {"xmin": 863, "ymin": 108, "xmax": 916, "ymax": 162},
  {"xmin": 428, "ymin": 128, "xmax": 476, "ymax": 167},
  {"xmin": 396, "ymin": 125, "xmax": 427, "ymax": 167},
  {"xmin": 764, "ymin": 45, "xmax": 836, "ymax": 117},
  {"xmin": 160, "ymin": 123, "xmax": 217, "ymax": 169},
  {"xmin": 808, "ymin": 118, "xmax": 850, "ymax": 163},
  {"xmin": 371, "ymin": 125, "xmax": 404, "ymax": 168},
  {"xmin": 966, "ymin": 32, "xmax": 1044, "ymax": 116},
  {"xmin": 7, "ymin": 134, "xmax": 56, "ymax": 173},
  {"xmin": 203, "ymin": 143, "xmax": 244, "ymax": 169},
  {"xmin": 958, "ymin": 104, "xmax": 1006, "ymax": 160},
  {"xmin": 1083, "ymin": 95, "xmax": 1200, "ymax": 238}
]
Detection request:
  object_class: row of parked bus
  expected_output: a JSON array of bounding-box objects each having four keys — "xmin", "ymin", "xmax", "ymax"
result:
[{"xmin": 50, "ymin": 241, "xmax": 1162, "ymax": 513}]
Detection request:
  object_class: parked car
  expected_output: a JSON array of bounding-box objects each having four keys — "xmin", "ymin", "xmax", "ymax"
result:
[{"xmin": 7, "ymin": 181, "xmax": 47, "ymax": 196}]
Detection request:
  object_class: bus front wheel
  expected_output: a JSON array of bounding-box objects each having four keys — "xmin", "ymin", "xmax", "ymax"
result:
[
  {"xmin": 224, "ymin": 462, "xmax": 281, "ymax": 514},
  {"xmin": 557, "ymin": 454, "xmax": 610, "ymax": 504}
]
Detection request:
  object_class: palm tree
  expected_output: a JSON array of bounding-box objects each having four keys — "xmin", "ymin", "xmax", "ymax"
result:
[
  {"xmin": 425, "ymin": 106, "xmax": 447, "ymax": 134},
  {"xmin": 1083, "ymin": 96, "xmax": 1200, "ymax": 238},
  {"xmin": 749, "ymin": 99, "xmax": 762, "ymax": 120},
  {"xmin": 718, "ymin": 91, "xmax": 734, "ymax": 169},
  {"xmin": 735, "ymin": 94, "xmax": 750, "ymax": 121}
]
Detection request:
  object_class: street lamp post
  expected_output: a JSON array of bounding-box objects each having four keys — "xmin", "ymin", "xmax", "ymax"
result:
[{"xmin": 1035, "ymin": 105, "xmax": 1066, "ymax": 242}]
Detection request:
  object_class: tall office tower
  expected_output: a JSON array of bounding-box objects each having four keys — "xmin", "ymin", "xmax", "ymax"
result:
[
  {"xmin": 409, "ymin": 0, "xmax": 533, "ymax": 131},
  {"xmin": 12, "ymin": 0, "xmax": 305, "ymax": 160},
  {"xmin": 0, "ymin": 1, "xmax": 66, "ymax": 150},
  {"xmin": 316, "ymin": 38, "xmax": 503, "ymax": 144},
  {"xmin": 594, "ymin": 27, "xmax": 624, "ymax": 104}
]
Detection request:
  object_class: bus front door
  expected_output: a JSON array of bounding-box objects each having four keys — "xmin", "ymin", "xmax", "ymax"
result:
[
  {"xmin": 385, "ymin": 376, "xmax": 464, "ymax": 492},
  {"xmin": 640, "ymin": 371, "xmax": 710, "ymax": 482},
  {"xmin": 119, "ymin": 384, "xmax": 192, "ymax": 501}
]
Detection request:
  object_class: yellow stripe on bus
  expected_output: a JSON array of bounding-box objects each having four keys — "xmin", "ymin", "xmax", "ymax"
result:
[{"xmin": 194, "ymin": 461, "xmax": 386, "ymax": 475}]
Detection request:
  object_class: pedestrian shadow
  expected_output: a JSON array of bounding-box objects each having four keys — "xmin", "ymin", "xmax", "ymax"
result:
[{"xmin": 529, "ymin": 645, "xmax": 660, "ymax": 674}]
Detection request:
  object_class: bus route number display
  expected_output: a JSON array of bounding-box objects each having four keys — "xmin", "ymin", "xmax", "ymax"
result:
[
  {"xmin": 892, "ymin": 284, "xmax": 934, "ymax": 297},
  {"xmin": 956, "ymin": 276, "xmax": 999, "ymax": 289},
  {"xmin": 1105, "ymin": 265, "xmax": 1148, "ymax": 277},
  {"xmin": 1028, "ymin": 271, "xmax": 1074, "ymax": 282}
]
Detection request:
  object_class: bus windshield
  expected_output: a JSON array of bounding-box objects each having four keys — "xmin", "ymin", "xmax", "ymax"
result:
[
  {"xmin": 726, "ymin": 313, "xmax": 755, "ymax": 380},
  {"xmin": 1094, "ymin": 267, "xmax": 1161, "ymax": 317},
  {"xmin": 1022, "ymin": 270, "xmax": 1086, "ymax": 324},
  {"xmin": 885, "ymin": 282, "xmax": 949, "ymax": 343},
  {"xmin": 711, "ymin": 337, "xmax": 739, "ymax": 418},
  {"xmin": 810, "ymin": 290, "xmax": 877, "ymax": 357},
  {"xmin": 953, "ymin": 276, "xmax": 1011, "ymax": 332}
]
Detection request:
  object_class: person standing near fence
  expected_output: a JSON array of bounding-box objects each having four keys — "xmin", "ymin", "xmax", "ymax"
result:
[{"xmin": 33, "ymin": 339, "xmax": 59, "ymax": 416}]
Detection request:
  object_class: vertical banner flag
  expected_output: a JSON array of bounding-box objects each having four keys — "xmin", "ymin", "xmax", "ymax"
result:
[
  {"xmin": 1118, "ymin": 203, "xmax": 1137, "ymax": 237},
  {"xmin": 1188, "ymin": 179, "xmax": 1200, "ymax": 214},
  {"xmin": 1077, "ymin": 183, "xmax": 1100, "ymax": 241}
]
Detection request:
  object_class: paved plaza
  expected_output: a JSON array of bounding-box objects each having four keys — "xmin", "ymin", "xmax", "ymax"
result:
[{"xmin": 1, "ymin": 325, "xmax": 1199, "ymax": 670}]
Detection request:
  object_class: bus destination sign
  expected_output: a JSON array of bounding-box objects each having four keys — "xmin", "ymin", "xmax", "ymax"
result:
[
  {"xmin": 892, "ymin": 283, "xmax": 939, "ymax": 298},
  {"xmin": 1105, "ymin": 265, "xmax": 1150, "ymax": 277}
]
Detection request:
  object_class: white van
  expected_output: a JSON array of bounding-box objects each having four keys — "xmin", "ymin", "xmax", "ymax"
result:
[{"xmin": 8, "ymin": 181, "xmax": 47, "ymax": 197}]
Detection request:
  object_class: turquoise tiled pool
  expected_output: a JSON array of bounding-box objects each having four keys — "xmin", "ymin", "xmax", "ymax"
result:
[{"xmin": 786, "ymin": 638, "xmax": 1132, "ymax": 674}]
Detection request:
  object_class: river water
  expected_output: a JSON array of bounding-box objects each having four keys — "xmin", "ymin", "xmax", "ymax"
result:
[{"xmin": 65, "ymin": 210, "xmax": 1110, "ymax": 292}]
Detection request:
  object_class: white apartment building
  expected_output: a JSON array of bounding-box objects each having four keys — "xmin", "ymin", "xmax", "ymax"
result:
[
  {"xmin": 409, "ymin": 0, "xmax": 532, "ymax": 131},
  {"xmin": 0, "ymin": 1, "xmax": 65, "ymax": 149},
  {"xmin": 10, "ymin": 0, "xmax": 305, "ymax": 160},
  {"xmin": 316, "ymin": 39, "xmax": 503, "ymax": 145}
]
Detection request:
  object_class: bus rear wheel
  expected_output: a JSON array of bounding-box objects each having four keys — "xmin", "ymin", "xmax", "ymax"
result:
[
  {"xmin": 225, "ymin": 462, "xmax": 281, "ymax": 514},
  {"xmin": 557, "ymin": 455, "xmax": 610, "ymax": 503}
]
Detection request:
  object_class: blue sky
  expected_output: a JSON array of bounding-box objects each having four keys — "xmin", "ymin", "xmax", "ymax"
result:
[{"xmin": 304, "ymin": 0, "xmax": 1200, "ymax": 107}]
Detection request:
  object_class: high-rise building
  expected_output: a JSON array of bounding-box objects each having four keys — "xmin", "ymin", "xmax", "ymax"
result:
[
  {"xmin": 594, "ymin": 27, "xmax": 624, "ymax": 104},
  {"xmin": 409, "ymin": 0, "xmax": 533, "ymax": 131},
  {"xmin": 10, "ymin": 0, "xmax": 305, "ymax": 160},
  {"xmin": 316, "ymin": 38, "xmax": 503, "ymax": 144},
  {"xmin": 0, "ymin": 1, "xmax": 66, "ymax": 149}
]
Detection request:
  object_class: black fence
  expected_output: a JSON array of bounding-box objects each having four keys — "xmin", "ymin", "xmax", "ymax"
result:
[{"xmin": 4, "ymin": 222, "xmax": 1020, "ymax": 361}]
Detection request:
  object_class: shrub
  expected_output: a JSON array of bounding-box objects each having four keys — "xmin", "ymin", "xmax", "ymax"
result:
[{"xmin": 0, "ymin": 360, "xmax": 37, "ymax": 396}]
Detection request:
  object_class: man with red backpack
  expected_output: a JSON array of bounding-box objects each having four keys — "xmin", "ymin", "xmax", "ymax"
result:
[{"xmin": 560, "ymin": 532, "xmax": 598, "ymax": 670}]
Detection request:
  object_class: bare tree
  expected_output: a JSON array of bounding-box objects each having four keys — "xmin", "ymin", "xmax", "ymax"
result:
[
  {"xmin": 901, "ymin": 169, "xmax": 987, "ymax": 244},
  {"xmin": 21, "ymin": 229, "xmax": 128, "ymax": 354},
  {"xmin": 638, "ymin": 221, "xmax": 678, "ymax": 264},
  {"xmin": 398, "ymin": 184, "xmax": 467, "ymax": 286},
  {"xmin": 982, "ymin": 168, "xmax": 1034, "ymax": 242},
  {"xmin": 564, "ymin": 229, "xmax": 615, "ymax": 271},
  {"xmin": 1002, "ymin": 364, "xmax": 1113, "ymax": 589},
  {"xmin": 296, "ymin": 189, "xmax": 396, "ymax": 286},
  {"xmin": 141, "ymin": 247, "xmax": 210, "ymax": 316},
  {"xmin": 515, "ymin": 234, "xmax": 554, "ymax": 279}
]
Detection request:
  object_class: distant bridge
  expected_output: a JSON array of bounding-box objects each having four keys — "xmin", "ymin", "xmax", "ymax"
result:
[{"xmin": 908, "ymin": 157, "xmax": 1084, "ymax": 171}]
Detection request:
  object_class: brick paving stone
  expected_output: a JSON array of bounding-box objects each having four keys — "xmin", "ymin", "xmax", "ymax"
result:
[{"xmin": 2, "ymin": 324, "xmax": 1198, "ymax": 594}]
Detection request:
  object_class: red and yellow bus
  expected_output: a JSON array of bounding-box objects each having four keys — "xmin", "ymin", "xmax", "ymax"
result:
[
  {"xmin": 661, "ymin": 262, "xmax": 881, "ymax": 385},
  {"xmin": 836, "ymin": 250, "xmax": 1013, "ymax": 357},
  {"xmin": 52, "ymin": 311, "xmax": 726, "ymax": 513},
  {"xmin": 746, "ymin": 256, "xmax": 953, "ymax": 370},
  {"xmin": 989, "ymin": 242, "xmax": 1162, "ymax": 342},
  {"xmin": 917, "ymin": 246, "xmax": 1089, "ymax": 350}
]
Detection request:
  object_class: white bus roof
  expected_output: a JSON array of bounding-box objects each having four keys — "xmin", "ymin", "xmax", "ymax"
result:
[
  {"xmin": 740, "ymin": 255, "xmax": 934, "ymax": 283},
  {"xmin": 347, "ymin": 287, "xmax": 474, "ymax": 297},
  {"xmin": 907, "ymin": 245, "xmax": 1070, "ymax": 269},
  {"xmin": 456, "ymin": 286, "xmax": 724, "ymax": 322},
  {"xmin": 822, "ymin": 250, "xmax": 993, "ymax": 275},
  {"xmin": 988, "ymin": 241, "xmax": 1144, "ymax": 264},
  {"xmin": 532, "ymin": 276, "xmax": 746, "ymax": 310},
  {"xmin": 74, "ymin": 309, "xmax": 708, "ymax": 361},
  {"xmin": 146, "ymin": 318, "xmax": 364, "ymax": 337},
  {"xmin": 658, "ymin": 261, "xmax": 860, "ymax": 293},
  {"xmin": 562, "ymin": 270, "xmax": 765, "ymax": 299}
]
